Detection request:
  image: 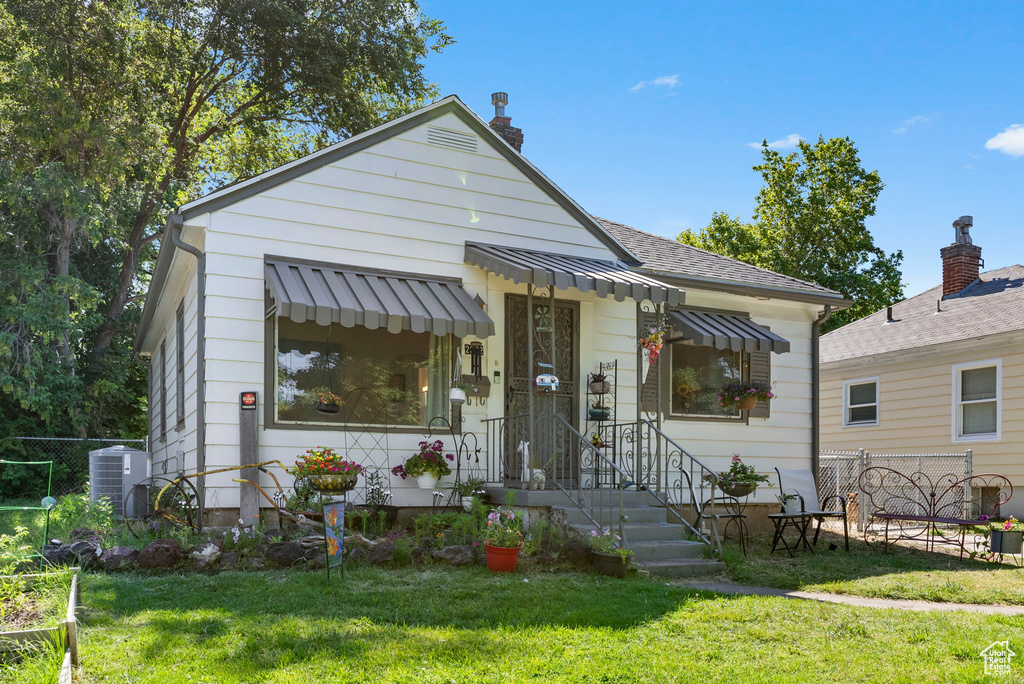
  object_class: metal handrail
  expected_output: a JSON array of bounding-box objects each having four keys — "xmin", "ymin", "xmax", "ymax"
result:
[
  {"xmin": 549, "ymin": 416, "xmax": 630, "ymax": 545},
  {"xmin": 637, "ymin": 419, "xmax": 723, "ymax": 557}
]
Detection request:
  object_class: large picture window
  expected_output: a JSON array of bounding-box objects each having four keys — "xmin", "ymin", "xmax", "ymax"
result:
[
  {"xmin": 953, "ymin": 360, "xmax": 1001, "ymax": 441},
  {"xmin": 274, "ymin": 319, "xmax": 450, "ymax": 427},
  {"xmin": 669, "ymin": 343, "xmax": 746, "ymax": 418}
]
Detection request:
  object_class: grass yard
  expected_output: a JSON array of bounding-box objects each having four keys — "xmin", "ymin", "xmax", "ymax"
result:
[
  {"xmin": 69, "ymin": 567, "xmax": 1024, "ymax": 683},
  {"xmin": 721, "ymin": 530, "xmax": 1024, "ymax": 606}
]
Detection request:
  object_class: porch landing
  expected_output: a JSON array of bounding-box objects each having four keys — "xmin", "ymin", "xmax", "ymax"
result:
[{"xmin": 487, "ymin": 487, "xmax": 726, "ymax": 578}]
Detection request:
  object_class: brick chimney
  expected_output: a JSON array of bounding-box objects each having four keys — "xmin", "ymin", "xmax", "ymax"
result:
[
  {"xmin": 488, "ymin": 92, "xmax": 523, "ymax": 152},
  {"xmin": 940, "ymin": 215, "xmax": 983, "ymax": 297}
]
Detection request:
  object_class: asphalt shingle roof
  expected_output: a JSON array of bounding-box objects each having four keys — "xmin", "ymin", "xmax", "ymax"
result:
[
  {"xmin": 594, "ymin": 217, "xmax": 841, "ymax": 297},
  {"xmin": 820, "ymin": 264, "xmax": 1024, "ymax": 364}
]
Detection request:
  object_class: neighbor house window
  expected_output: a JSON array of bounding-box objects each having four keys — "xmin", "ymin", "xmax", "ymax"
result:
[
  {"xmin": 274, "ymin": 319, "xmax": 450, "ymax": 427},
  {"xmin": 843, "ymin": 377, "xmax": 879, "ymax": 427},
  {"xmin": 953, "ymin": 360, "xmax": 1001, "ymax": 441},
  {"xmin": 669, "ymin": 343, "xmax": 745, "ymax": 418}
]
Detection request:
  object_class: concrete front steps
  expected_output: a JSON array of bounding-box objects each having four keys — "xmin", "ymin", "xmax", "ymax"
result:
[{"xmin": 488, "ymin": 486, "xmax": 724, "ymax": 578}]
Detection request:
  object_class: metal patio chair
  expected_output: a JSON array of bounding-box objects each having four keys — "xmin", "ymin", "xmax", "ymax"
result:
[{"xmin": 775, "ymin": 468, "xmax": 849, "ymax": 551}]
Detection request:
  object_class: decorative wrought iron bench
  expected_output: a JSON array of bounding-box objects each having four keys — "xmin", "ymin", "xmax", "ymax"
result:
[{"xmin": 856, "ymin": 467, "xmax": 1012, "ymax": 557}]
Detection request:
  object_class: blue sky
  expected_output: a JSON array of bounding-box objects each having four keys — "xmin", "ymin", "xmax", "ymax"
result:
[{"xmin": 421, "ymin": 1, "xmax": 1023, "ymax": 296}]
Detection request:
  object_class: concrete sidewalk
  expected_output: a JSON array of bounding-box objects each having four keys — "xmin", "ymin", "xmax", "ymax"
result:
[{"xmin": 675, "ymin": 581, "xmax": 1024, "ymax": 615}]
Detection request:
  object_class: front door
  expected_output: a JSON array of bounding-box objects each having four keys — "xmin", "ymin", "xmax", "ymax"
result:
[{"xmin": 504, "ymin": 294, "xmax": 579, "ymax": 480}]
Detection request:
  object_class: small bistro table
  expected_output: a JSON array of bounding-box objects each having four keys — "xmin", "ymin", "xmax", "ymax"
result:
[{"xmin": 768, "ymin": 512, "xmax": 815, "ymax": 557}]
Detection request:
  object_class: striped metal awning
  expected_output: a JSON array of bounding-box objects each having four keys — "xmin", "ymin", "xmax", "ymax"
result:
[
  {"xmin": 264, "ymin": 257, "xmax": 495, "ymax": 338},
  {"xmin": 667, "ymin": 310, "xmax": 790, "ymax": 354},
  {"xmin": 465, "ymin": 242, "xmax": 684, "ymax": 306}
]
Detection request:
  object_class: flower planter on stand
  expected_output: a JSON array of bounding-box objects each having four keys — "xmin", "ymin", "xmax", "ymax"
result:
[
  {"xmin": 308, "ymin": 472, "xmax": 358, "ymax": 493},
  {"xmin": 718, "ymin": 483, "xmax": 755, "ymax": 498},
  {"xmin": 416, "ymin": 472, "xmax": 439, "ymax": 490},
  {"xmin": 991, "ymin": 529, "xmax": 1024, "ymax": 555},
  {"xmin": 592, "ymin": 550, "xmax": 630, "ymax": 578},
  {"xmin": 485, "ymin": 544, "xmax": 522, "ymax": 573}
]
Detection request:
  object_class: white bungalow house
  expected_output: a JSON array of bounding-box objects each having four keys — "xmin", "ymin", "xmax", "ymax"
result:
[{"xmin": 134, "ymin": 93, "xmax": 848, "ymax": 563}]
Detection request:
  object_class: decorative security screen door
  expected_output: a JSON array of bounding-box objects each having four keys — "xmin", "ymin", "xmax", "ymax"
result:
[{"xmin": 505, "ymin": 294, "xmax": 579, "ymax": 480}]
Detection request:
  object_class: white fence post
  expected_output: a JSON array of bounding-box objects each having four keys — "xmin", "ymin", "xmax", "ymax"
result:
[{"xmin": 858, "ymin": 448, "xmax": 868, "ymax": 532}]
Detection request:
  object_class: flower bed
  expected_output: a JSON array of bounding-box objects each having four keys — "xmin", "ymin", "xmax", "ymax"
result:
[{"xmin": 0, "ymin": 567, "xmax": 80, "ymax": 679}]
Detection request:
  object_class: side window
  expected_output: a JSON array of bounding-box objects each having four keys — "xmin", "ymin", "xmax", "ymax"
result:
[
  {"xmin": 176, "ymin": 302, "xmax": 185, "ymax": 427},
  {"xmin": 843, "ymin": 378, "xmax": 879, "ymax": 427},
  {"xmin": 668, "ymin": 343, "xmax": 746, "ymax": 419},
  {"xmin": 159, "ymin": 341, "xmax": 167, "ymax": 439},
  {"xmin": 954, "ymin": 361, "xmax": 1001, "ymax": 441}
]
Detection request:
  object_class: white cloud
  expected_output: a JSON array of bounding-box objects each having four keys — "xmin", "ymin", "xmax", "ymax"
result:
[
  {"xmin": 893, "ymin": 114, "xmax": 931, "ymax": 135},
  {"xmin": 629, "ymin": 74, "xmax": 680, "ymax": 93},
  {"xmin": 747, "ymin": 134, "xmax": 802, "ymax": 150},
  {"xmin": 985, "ymin": 124, "xmax": 1024, "ymax": 157}
]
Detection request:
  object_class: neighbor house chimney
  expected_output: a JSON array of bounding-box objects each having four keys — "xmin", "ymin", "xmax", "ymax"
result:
[
  {"xmin": 489, "ymin": 92, "xmax": 524, "ymax": 152},
  {"xmin": 940, "ymin": 215, "xmax": 982, "ymax": 297}
]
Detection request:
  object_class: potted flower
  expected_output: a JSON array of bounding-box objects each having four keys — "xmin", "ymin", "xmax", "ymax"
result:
[
  {"xmin": 589, "ymin": 402, "xmax": 612, "ymax": 421},
  {"xmin": 716, "ymin": 380, "xmax": 774, "ymax": 412},
  {"xmin": 990, "ymin": 516, "xmax": 1024, "ymax": 555},
  {"xmin": 588, "ymin": 528, "xmax": 633, "ymax": 578},
  {"xmin": 589, "ymin": 371, "xmax": 611, "ymax": 395},
  {"xmin": 448, "ymin": 475, "xmax": 488, "ymax": 512},
  {"xmin": 391, "ymin": 440, "xmax": 454, "ymax": 489},
  {"xmin": 313, "ymin": 388, "xmax": 344, "ymax": 415},
  {"xmin": 778, "ymin": 492, "xmax": 801, "ymax": 514},
  {"xmin": 590, "ymin": 432, "xmax": 606, "ymax": 449},
  {"xmin": 703, "ymin": 454, "xmax": 769, "ymax": 497},
  {"xmin": 450, "ymin": 379, "xmax": 477, "ymax": 406},
  {"xmin": 291, "ymin": 446, "xmax": 364, "ymax": 493},
  {"xmin": 483, "ymin": 506, "xmax": 524, "ymax": 572}
]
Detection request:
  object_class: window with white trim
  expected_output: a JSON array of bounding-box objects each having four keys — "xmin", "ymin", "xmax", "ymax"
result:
[
  {"xmin": 843, "ymin": 377, "xmax": 879, "ymax": 427},
  {"xmin": 953, "ymin": 360, "xmax": 1001, "ymax": 441}
]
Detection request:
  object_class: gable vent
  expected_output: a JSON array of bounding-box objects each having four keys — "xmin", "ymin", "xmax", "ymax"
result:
[{"xmin": 426, "ymin": 126, "xmax": 478, "ymax": 152}]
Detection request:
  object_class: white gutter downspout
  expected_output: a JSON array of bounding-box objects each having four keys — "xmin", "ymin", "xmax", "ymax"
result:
[
  {"xmin": 811, "ymin": 305, "xmax": 832, "ymax": 477},
  {"xmin": 168, "ymin": 214, "xmax": 207, "ymax": 525}
]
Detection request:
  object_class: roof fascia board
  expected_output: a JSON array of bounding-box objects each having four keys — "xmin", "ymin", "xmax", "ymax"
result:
[
  {"xmin": 178, "ymin": 95, "xmax": 638, "ymax": 264},
  {"xmin": 821, "ymin": 329, "xmax": 1024, "ymax": 371},
  {"xmin": 641, "ymin": 269, "xmax": 851, "ymax": 308}
]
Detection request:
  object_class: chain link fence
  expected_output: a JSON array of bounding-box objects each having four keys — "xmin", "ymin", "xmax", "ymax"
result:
[
  {"xmin": 1, "ymin": 437, "xmax": 147, "ymax": 500},
  {"xmin": 818, "ymin": 449, "xmax": 972, "ymax": 532}
]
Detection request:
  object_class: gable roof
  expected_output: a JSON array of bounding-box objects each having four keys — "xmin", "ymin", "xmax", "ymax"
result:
[
  {"xmin": 176, "ymin": 95, "xmax": 638, "ymax": 264},
  {"xmin": 594, "ymin": 217, "xmax": 847, "ymax": 304},
  {"xmin": 821, "ymin": 264, "xmax": 1024, "ymax": 364}
]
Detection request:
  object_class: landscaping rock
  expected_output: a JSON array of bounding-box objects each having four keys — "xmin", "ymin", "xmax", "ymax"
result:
[
  {"xmin": 218, "ymin": 551, "xmax": 239, "ymax": 569},
  {"xmin": 243, "ymin": 556, "xmax": 266, "ymax": 569},
  {"xmin": 190, "ymin": 541, "xmax": 222, "ymax": 568},
  {"xmin": 99, "ymin": 546, "xmax": 139, "ymax": 570},
  {"xmin": 346, "ymin": 545, "xmax": 365, "ymax": 562},
  {"xmin": 557, "ymin": 539, "xmax": 589, "ymax": 569},
  {"xmin": 139, "ymin": 539, "xmax": 183, "ymax": 569},
  {"xmin": 366, "ymin": 541, "xmax": 396, "ymax": 565},
  {"xmin": 70, "ymin": 528, "xmax": 102, "ymax": 542},
  {"xmin": 68, "ymin": 540, "xmax": 104, "ymax": 568},
  {"xmin": 432, "ymin": 545, "xmax": 476, "ymax": 566},
  {"xmin": 266, "ymin": 541, "xmax": 317, "ymax": 567},
  {"xmin": 263, "ymin": 527, "xmax": 282, "ymax": 541},
  {"xmin": 43, "ymin": 542, "xmax": 76, "ymax": 567}
]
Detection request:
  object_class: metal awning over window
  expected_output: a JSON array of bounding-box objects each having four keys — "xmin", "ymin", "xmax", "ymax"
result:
[
  {"xmin": 465, "ymin": 242, "xmax": 684, "ymax": 306},
  {"xmin": 667, "ymin": 310, "xmax": 790, "ymax": 354},
  {"xmin": 265, "ymin": 257, "xmax": 495, "ymax": 338}
]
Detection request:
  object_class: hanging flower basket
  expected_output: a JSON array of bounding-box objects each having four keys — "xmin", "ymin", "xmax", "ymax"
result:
[
  {"xmin": 313, "ymin": 389, "xmax": 344, "ymax": 415},
  {"xmin": 449, "ymin": 387, "xmax": 467, "ymax": 405},
  {"xmin": 717, "ymin": 381, "xmax": 774, "ymax": 412}
]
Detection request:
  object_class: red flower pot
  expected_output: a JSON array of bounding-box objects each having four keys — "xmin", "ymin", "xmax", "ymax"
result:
[{"xmin": 485, "ymin": 544, "xmax": 522, "ymax": 573}]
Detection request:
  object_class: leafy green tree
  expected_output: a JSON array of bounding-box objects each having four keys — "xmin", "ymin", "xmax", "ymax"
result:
[
  {"xmin": 0, "ymin": 0, "xmax": 452, "ymax": 436},
  {"xmin": 678, "ymin": 136, "xmax": 904, "ymax": 331}
]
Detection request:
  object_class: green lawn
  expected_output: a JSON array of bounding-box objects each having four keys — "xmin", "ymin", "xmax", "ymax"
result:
[
  {"xmin": 721, "ymin": 531, "xmax": 1024, "ymax": 606},
  {"xmin": 68, "ymin": 567, "xmax": 1024, "ymax": 683}
]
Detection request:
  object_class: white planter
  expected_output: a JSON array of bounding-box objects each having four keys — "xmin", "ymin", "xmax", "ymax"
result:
[
  {"xmin": 449, "ymin": 388, "xmax": 466, "ymax": 405},
  {"xmin": 461, "ymin": 495, "xmax": 476, "ymax": 512},
  {"xmin": 416, "ymin": 472, "xmax": 439, "ymax": 490},
  {"xmin": 641, "ymin": 349, "xmax": 651, "ymax": 383},
  {"xmin": 589, "ymin": 380, "xmax": 611, "ymax": 395}
]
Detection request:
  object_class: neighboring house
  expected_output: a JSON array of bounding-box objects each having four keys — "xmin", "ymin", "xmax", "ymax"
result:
[
  {"xmin": 134, "ymin": 93, "xmax": 847, "ymax": 526},
  {"xmin": 820, "ymin": 219, "xmax": 1023, "ymax": 515}
]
